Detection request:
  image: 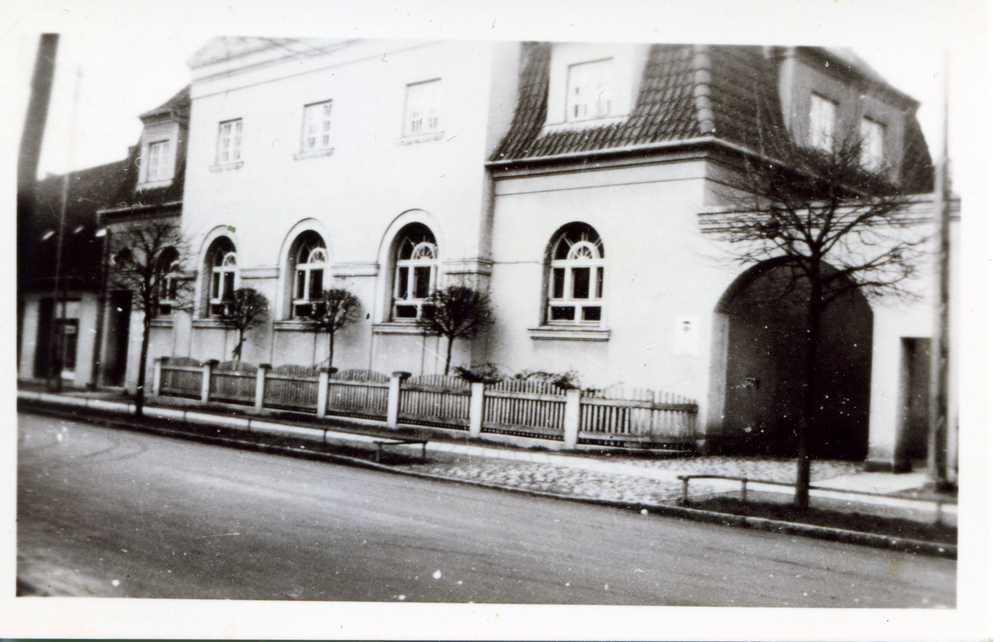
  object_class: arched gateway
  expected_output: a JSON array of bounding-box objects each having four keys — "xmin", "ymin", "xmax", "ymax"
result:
[{"xmin": 706, "ymin": 260, "xmax": 873, "ymax": 460}]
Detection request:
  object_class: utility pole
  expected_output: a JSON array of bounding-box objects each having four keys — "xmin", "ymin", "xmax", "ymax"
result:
[
  {"xmin": 928, "ymin": 51, "xmax": 953, "ymax": 492},
  {"xmin": 18, "ymin": 34, "xmax": 58, "ymax": 363}
]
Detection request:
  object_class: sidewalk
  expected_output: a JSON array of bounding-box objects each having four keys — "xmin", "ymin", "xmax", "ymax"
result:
[{"xmin": 17, "ymin": 383, "xmax": 957, "ymax": 555}]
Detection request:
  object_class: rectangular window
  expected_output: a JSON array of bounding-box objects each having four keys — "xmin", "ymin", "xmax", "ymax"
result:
[
  {"xmin": 809, "ymin": 94, "xmax": 836, "ymax": 152},
  {"xmin": 572, "ymin": 267, "xmax": 591, "ymax": 299},
  {"xmin": 147, "ymin": 141, "xmax": 169, "ymax": 181},
  {"xmin": 567, "ymin": 58, "xmax": 614, "ymax": 122},
  {"xmin": 217, "ymin": 119, "xmax": 243, "ymax": 164},
  {"xmin": 861, "ymin": 117, "xmax": 885, "ymax": 171},
  {"xmin": 404, "ymin": 79, "xmax": 441, "ymax": 137},
  {"xmin": 308, "ymin": 269, "xmax": 324, "ymax": 299},
  {"xmin": 302, "ymin": 101, "xmax": 333, "ymax": 151}
]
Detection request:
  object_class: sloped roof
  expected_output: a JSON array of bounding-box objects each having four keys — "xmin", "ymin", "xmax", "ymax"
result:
[
  {"xmin": 189, "ymin": 37, "xmax": 352, "ymax": 68},
  {"xmin": 140, "ymin": 85, "xmax": 191, "ymax": 121},
  {"xmin": 490, "ymin": 44, "xmax": 931, "ymax": 192},
  {"xmin": 492, "ymin": 44, "xmax": 789, "ymax": 163}
]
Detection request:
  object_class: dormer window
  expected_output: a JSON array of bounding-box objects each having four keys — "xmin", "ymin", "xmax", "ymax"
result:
[
  {"xmin": 147, "ymin": 141, "xmax": 170, "ymax": 181},
  {"xmin": 544, "ymin": 44, "xmax": 648, "ymax": 131},
  {"xmin": 860, "ymin": 117, "xmax": 885, "ymax": 172},
  {"xmin": 809, "ymin": 93, "xmax": 837, "ymax": 153},
  {"xmin": 567, "ymin": 59, "xmax": 614, "ymax": 122}
]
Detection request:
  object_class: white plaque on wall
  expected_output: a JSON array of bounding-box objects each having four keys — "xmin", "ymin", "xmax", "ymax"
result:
[{"xmin": 674, "ymin": 316, "xmax": 700, "ymax": 356}]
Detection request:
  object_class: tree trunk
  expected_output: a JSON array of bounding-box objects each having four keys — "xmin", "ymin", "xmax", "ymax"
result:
[
  {"xmin": 135, "ymin": 315, "xmax": 151, "ymax": 416},
  {"xmin": 444, "ymin": 336, "xmax": 454, "ymax": 375},
  {"xmin": 794, "ymin": 275, "xmax": 824, "ymax": 509},
  {"xmin": 327, "ymin": 330, "xmax": 335, "ymax": 370},
  {"xmin": 233, "ymin": 328, "xmax": 244, "ymax": 360}
]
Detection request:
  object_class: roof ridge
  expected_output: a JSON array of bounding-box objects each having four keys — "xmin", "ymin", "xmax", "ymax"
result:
[{"xmin": 691, "ymin": 44, "xmax": 716, "ymax": 136}]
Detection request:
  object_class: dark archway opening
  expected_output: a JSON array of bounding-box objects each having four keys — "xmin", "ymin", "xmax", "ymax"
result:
[{"xmin": 711, "ymin": 261, "xmax": 873, "ymax": 460}]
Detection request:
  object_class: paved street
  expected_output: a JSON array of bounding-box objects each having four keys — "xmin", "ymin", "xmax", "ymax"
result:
[{"xmin": 18, "ymin": 412, "xmax": 955, "ymax": 605}]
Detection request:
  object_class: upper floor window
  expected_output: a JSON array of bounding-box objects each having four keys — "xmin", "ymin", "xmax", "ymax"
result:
[
  {"xmin": 547, "ymin": 223, "xmax": 604, "ymax": 325},
  {"xmin": 206, "ymin": 238, "xmax": 237, "ymax": 316},
  {"xmin": 291, "ymin": 232, "xmax": 327, "ymax": 318},
  {"xmin": 860, "ymin": 117, "xmax": 885, "ymax": 172},
  {"xmin": 146, "ymin": 141, "xmax": 170, "ymax": 181},
  {"xmin": 567, "ymin": 58, "xmax": 614, "ymax": 122},
  {"xmin": 155, "ymin": 247, "xmax": 181, "ymax": 317},
  {"xmin": 393, "ymin": 224, "xmax": 437, "ymax": 320},
  {"xmin": 217, "ymin": 119, "xmax": 243, "ymax": 164},
  {"xmin": 404, "ymin": 79, "xmax": 441, "ymax": 138},
  {"xmin": 302, "ymin": 101, "xmax": 333, "ymax": 152},
  {"xmin": 809, "ymin": 94, "xmax": 836, "ymax": 153}
]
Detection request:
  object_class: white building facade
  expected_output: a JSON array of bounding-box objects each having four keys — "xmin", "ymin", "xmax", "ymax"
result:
[{"xmin": 133, "ymin": 39, "xmax": 957, "ymax": 471}]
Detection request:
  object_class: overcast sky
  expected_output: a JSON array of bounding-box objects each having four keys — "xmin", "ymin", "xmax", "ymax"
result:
[{"xmin": 4, "ymin": 0, "xmax": 986, "ymax": 196}]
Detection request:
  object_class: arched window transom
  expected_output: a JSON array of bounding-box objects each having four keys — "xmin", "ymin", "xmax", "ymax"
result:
[
  {"xmin": 292, "ymin": 235, "xmax": 327, "ymax": 318},
  {"xmin": 393, "ymin": 225, "xmax": 437, "ymax": 320},
  {"xmin": 548, "ymin": 223, "xmax": 604, "ymax": 324}
]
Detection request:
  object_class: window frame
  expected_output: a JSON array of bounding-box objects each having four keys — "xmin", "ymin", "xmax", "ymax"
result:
[
  {"xmin": 808, "ymin": 93, "xmax": 837, "ymax": 153},
  {"xmin": 216, "ymin": 118, "xmax": 243, "ymax": 165},
  {"xmin": 207, "ymin": 241, "xmax": 238, "ymax": 317},
  {"xmin": 154, "ymin": 247, "xmax": 182, "ymax": 318},
  {"xmin": 403, "ymin": 79, "xmax": 442, "ymax": 139},
  {"xmin": 860, "ymin": 116, "xmax": 885, "ymax": 172},
  {"xmin": 145, "ymin": 140, "xmax": 170, "ymax": 182},
  {"xmin": 566, "ymin": 58, "xmax": 615, "ymax": 123},
  {"xmin": 392, "ymin": 226, "xmax": 438, "ymax": 321},
  {"xmin": 301, "ymin": 100, "xmax": 333, "ymax": 153},
  {"xmin": 546, "ymin": 224, "xmax": 605, "ymax": 326},
  {"xmin": 291, "ymin": 235, "xmax": 328, "ymax": 319}
]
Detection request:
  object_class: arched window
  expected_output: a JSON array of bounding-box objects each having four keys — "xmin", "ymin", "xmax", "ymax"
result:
[
  {"xmin": 392, "ymin": 224, "xmax": 437, "ymax": 320},
  {"xmin": 206, "ymin": 238, "xmax": 237, "ymax": 317},
  {"xmin": 291, "ymin": 232, "xmax": 327, "ymax": 318},
  {"xmin": 547, "ymin": 223, "xmax": 604, "ymax": 324},
  {"xmin": 154, "ymin": 247, "xmax": 181, "ymax": 317}
]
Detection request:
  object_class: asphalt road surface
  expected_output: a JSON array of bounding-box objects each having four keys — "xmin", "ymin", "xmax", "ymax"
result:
[{"xmin": 17, "ymin": 412, "xmax": 956, "ymax": 605}]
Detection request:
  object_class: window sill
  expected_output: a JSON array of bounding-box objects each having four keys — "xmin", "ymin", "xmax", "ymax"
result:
[
  {"xmin": 274, "ymin": 320, "xmax": 317, "ymax": 332},
  {"xmin": 210, "ymin": 161, "xmax": 244, "ymax": 172},
  {"xmin": 192, "ymin": 318, "xmax": 229, "ymax": 329},
  {"xmin": 136, "ymin": 179, "xmax": 173, "ymax": 190},
  {"xmin": 528, "ymin": 326, "xmax": 610, "ymax": 342},
  {"xmin": 293, "ymin": 148, "xmax": 335, "ymax": 161},
  {"xmin": 372, "ymin": 322, "xmax": 430, "ymax": 336},
  {"xmin": 396, "ymin": 131, "xmax": 445, "ymax": 145}
]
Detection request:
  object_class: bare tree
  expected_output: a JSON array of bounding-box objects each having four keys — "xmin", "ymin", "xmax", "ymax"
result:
[
  {"xmin": 715, "ymin": 139, "xmax": 929, "ymax": 508},
  {"xmin": 308, "ymin": 288, "xmax": 361, "ymax": 369},
  {"xmin": 218, "ymin": 288, "xmax": 269, "ymax": 361},
  {"xmin": 418, "ymin": 286, "xmax": 494, "ymax": 375},
  {"xmin": 107, "ymin": 219, "xmax": 190, "ymax": 415}
]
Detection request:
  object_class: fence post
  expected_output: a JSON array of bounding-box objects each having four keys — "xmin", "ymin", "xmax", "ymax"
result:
[
  {"xmin": 564, "ymin": 388, "xmax": 582, "ymax": 448},
  {"xmin": 255, "ymin": 363, "xmax": 271, "ymax": 411},
  {"xmin": 387, "ymin": 371, "xmax": 411, "ymax": 429},
  {"xmin": 469, "ymin": 382, "xmax": 485, "ymax": 437},
  {"xmin": 151, "ymin": 357, "xmax": 165, "ymax": 399},
  {"xmin": 202, "ymin": 360, "xmax": 219, "ymax": 404},
  {"xmin": 317, "ymin": 367, "xmax": 337, "ymax": 418}
]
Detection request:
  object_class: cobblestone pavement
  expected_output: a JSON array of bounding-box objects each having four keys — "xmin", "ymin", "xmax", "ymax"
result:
[{"xmin": 404, "ymin": 456, "xmax": 862, "ymax": 506}]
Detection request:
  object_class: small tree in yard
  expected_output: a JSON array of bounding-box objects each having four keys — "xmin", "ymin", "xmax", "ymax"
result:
[
  {"xmin": 308, "ymin": 288, "xmax": 361, "ymax": 369},
  {"xmin": 418, "ymin": 285, "xmax": 494, "ymax": 375},
  {"xmin": 108, "ymin": 220, "xmax": 191, "ymax": 416},
  {"xmin": 718, "ymin": 137, "xmax": 930, "ymax": 509},
  {"xmin": 218, "ymin": 288, "xmax": 269, "ymax": 361}
]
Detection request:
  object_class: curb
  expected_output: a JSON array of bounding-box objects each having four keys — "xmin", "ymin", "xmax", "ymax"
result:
[{"xmin": 17, "ymin": 394, "xmax": 957, "ymax": 559}]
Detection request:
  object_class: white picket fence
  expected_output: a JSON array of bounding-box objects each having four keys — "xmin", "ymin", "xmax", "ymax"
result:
[{"xmin": 153, "ymin": 358, "xmax": 698, "ymax": 447}]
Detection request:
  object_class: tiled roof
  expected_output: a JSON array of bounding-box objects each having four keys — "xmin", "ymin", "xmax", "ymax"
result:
[
  {"xmin": 140, "ymin": 85, "xmax": 191, "ymax": 121},
  {"xmin": 23, "ymin": 159, "xmax": 131, "ymax": 288},
  {"xmin": 491, "ymin": 44, "xmax": 789, "ymax": 163},
  {"xmin": 490, "ymin": 44, "xmax": 931, "ymax": 192}
]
